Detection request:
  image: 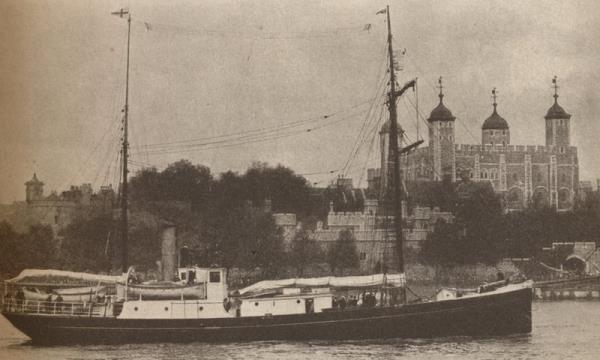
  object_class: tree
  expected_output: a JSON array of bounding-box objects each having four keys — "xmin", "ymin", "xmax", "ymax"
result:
[
  {"xmin": 0, "ymin": 222, "xmax": 57, "ymax": 277},
  {"xmin": 204, "ymin": 204, "xmax": 285, "ymax": 277},
  {"xmin": 129, "ymin": 159, "xmax": 213, "ymax": 213},
  {"xmin": 23, "ymin": 224, "xmax": 57, "ymax": 269},
  {"xmin": 0, "ymin": 221, "xmax": 25, "ymax": 276},
  {"xmin": 289, "ymin": 229, "xmax": 323, "ymax": 276},
  {"xmin": 420, "ymin": 219, "xmax": 462, "ymax": 265},
  {"xmin": 59, "ymin": 215, "xmax": 113, "ymax": 272},
  {"xmin": 243, "ymin": 162, "xmax": 313, "ymax": 217},
  {"xmin": 209, "ymin": 162, "xmax": 313, "ymax": 218},
  {"xmin": 327, "ymin": 229, "xmax": 359, "ymax": 275}
]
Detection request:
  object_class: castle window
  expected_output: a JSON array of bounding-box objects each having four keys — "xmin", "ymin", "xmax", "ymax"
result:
[
  {"xmin": 359, "ymin": 252, "xmax": 367, "ymax": 261},
  {"xmin": 559, "ymin": 147, "xmax": 565, "ymax": 154}
]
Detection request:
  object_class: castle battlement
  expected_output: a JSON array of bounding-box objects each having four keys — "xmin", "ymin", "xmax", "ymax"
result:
[{"xmin": 455, "ymin": 143, "xmax": 577, "ymax": 155}]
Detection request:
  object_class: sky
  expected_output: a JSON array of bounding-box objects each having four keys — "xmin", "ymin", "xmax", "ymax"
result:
[{"xmin": 1, "ymin": 0, "xmax": 599, "ymax": 203}]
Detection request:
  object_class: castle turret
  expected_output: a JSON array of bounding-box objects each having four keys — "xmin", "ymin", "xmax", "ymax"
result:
[
  {"xmin": 545, "ymin": 76, "xmax": 571, "ymax": 148},
  {"xmin": 428, "ymin": 77, "xmax": 456, "ymax": 182},
  {"xmin": 482, "ymin": 88, "xmax": 510, "ymax": 147},
  {"xmin": 25, "ymin": 173, "xmax": 44, "ymax": 203}
]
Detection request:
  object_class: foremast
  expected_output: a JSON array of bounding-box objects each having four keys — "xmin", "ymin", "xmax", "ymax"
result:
[
  {"xmin": 382, "ymin": 5, "xmax": 416, "ymax": 302},
  {"xmin": 112, "ymin": 8, "xmax": 131, "ymax": 273}
]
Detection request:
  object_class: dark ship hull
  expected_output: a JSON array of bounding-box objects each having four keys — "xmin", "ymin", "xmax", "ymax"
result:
[{"xmin": 3, "ymin": 286, "xmax": 532, "ymax": 345}]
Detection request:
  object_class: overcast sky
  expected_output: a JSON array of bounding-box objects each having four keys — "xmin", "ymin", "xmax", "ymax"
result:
[{"xmin": 1, "ymin": 0, "xmax": 599, "ymax": 203}]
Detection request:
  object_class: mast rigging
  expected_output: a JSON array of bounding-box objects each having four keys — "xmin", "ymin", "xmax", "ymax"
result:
[
  {"xmin": 112, "ymin": 8, "xmax": 131, "ymax": 273},
  {"xmin": 382, "ymin": 6, "xmax": 417, "ymax": 303}
]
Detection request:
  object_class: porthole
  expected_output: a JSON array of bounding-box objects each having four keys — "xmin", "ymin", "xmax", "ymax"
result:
[
  {"xmin": 296, "ymin": 299, "xmax": 301, "ymax": 304},
  {"xmin": 255, "ymin": 302, "xmax": 259, "ymax": 306},
  {"xmin": 164, "ymin": 307, "xmax": 169, "ymax": 311},
  {"xmin": 199, "ymin": 306, "xmax": 204, "ymax": 311},
  {"xmin": 134, "ymin": 307, "xmax": 138, "ymax": 311}
]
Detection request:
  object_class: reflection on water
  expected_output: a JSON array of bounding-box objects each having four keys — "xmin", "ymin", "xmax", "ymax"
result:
[{"xmin": 1, "ymin": 302, "xmax": 599, "ymax": 360}]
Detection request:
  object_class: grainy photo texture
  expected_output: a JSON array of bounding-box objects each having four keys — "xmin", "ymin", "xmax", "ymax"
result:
[{"xmin": 1, "ymin": 1, "xmax": 599, "ymax": 359}]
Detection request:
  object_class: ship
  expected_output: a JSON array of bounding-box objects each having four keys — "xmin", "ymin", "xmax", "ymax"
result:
[{"xmin": 1, "ymin": 5, "xmax": 532, "ymax": 345}]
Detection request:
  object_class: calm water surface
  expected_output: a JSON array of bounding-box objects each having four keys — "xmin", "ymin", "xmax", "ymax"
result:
[{"xmin": 1, "ymin": 301, "xmax": 599, "ymax": 360}]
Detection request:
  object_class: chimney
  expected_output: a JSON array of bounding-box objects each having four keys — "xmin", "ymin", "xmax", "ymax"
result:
[{"xmin": 160, "ymin": 221, "xmax": 177, "ymax": 282}]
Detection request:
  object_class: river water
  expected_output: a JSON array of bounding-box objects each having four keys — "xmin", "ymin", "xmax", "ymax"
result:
[{"xmin": 0, "ymin": 301, "xmax": 598, "ymax": 360}]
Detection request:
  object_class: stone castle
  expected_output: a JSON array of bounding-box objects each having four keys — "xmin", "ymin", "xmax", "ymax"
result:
[
  {"xmin": 369, "ymin": 77, "xmax": 579, "ymax": 211},
  {"xmin": 0, "ymin": 173, "xmax": 115, "ymax": 235}
]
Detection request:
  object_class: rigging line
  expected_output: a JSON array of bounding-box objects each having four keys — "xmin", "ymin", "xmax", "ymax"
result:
[
  {"xmin": 341, "ymin": 93, "xmax": 385, "ymax": 175},
  {"xmin": 341, "ymin": 72, "xmax": 389, "ymax": 175},
  {"xmin": 302, "ymin": 161, "xmax": 381, "ymax": 178},
  {"xmin": 401, "ymin": 96, "xmax": 427, "ymax": 136},
  {"xmin": 343, "ymin": 40, "xmax": 388, "ymax": 160},
  {"xmin": 357, "ymin": 115, "xmax": 383, "ymax": 186},
  {"xmin": 35, "ymin": 114, "xmax": 123, "ymax": 221},
  {"xmin": 134, "ymin": 111, "xmax": 364, "ymax": 155},
  {"xmin": 402, "ymin": 94, "xmax": 430, "ymax": 128},
  {"xmin": 132, "ymin": 98, "xmax": 375, "ymax": 149},
  {"xmin": 103, "ymin": 145, "xmax": 122, "ymax": 186},
  {"xmin": 401, "ymin": 56, "xmax": 480, "ymax": 144},
  {"xmin": 356, "ymin": 99, "xmax": 387, "ymax": 182},
  {"xmin": 133, "ymin": 108, "xmax": 367, "ymax": 155},
  {"xmin": 133, "ymin": 20, "xmax": 371, "ymax": 40},
  {"xmin": 92, "ymin": 135, "xmax": 122, "ymax": 187},
  {"xmin": 137, "ymin": 115, "xmax": 354, "ymax": 156}
]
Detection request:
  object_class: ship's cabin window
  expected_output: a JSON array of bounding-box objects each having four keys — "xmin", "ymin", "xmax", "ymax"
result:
[{"xmin": 209, "ymin": 271, "xmax": 221, "ymax": 283}]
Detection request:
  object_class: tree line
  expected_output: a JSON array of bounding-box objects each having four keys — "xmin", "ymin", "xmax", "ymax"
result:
[
  {"xmin": 420, "ymin": 180, "xmax": 600, "ymax": 266},
  {"xmin": 0, "ymin": 160, "xmax": 361, "ymax": 279}
]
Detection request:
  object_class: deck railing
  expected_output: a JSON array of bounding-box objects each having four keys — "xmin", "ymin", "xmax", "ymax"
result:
[{"xmin": 2, "ymin": 298, "xmax": 117, "ymax": 317}]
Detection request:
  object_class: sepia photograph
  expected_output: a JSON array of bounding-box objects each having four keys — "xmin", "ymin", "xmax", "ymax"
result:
[{"xmin": 1, "ymin": 0, "xmax": 599, "ymax": 358}]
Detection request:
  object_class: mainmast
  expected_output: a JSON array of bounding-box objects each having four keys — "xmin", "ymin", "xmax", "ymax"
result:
[
  {"xmin": 112, "ymin": 8, "xmax": 131, "ymax": 273},
  {"xmin": 384, "ymin": 5, "xmax": 404, "ymax": 276},
  {"xmin": 382, "ymin": 6, "xmax": 416, "ymax": 285}
]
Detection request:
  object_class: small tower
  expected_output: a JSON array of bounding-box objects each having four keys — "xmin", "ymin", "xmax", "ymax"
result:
[
  {"xmin": 25, "ymin": 173, "xmax": 44, "ymax": 203},
  {"xmin": 545, "ymin": 76, "xmax": 571, "ymax": 147},
  {"xmin": 428, "ymin": 77, "xmax": 456, "ymax": 182},
  {"xmin": 482, "ymin": 88, "xmax": 510, "ymax": 147}
]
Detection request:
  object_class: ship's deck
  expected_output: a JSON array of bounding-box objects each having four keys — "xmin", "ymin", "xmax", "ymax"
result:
[{"xmin": 2, "ymin": 298, "xmax": 119, "ymax": 318}]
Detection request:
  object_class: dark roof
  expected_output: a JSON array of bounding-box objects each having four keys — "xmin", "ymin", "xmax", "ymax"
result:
[
  {"xmin": 545, "ymin": 100, "xmax": 571, "ymax": 120},
  {"xmin": 427, "ymin": 95, "xmax": 455, "ymax": 122},
  {"xmin": 25, "ymin": 173, "xmax": 43, "ymax": 186},
  {"xmin": 482, "ymin": 106, "xmax": 509, "ymax": 130}
]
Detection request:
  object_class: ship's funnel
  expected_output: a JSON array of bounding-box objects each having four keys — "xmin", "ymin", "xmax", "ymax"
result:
[{"xmin": 160, "ymin": 221, "xmax": 177, "ymax": 282}]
